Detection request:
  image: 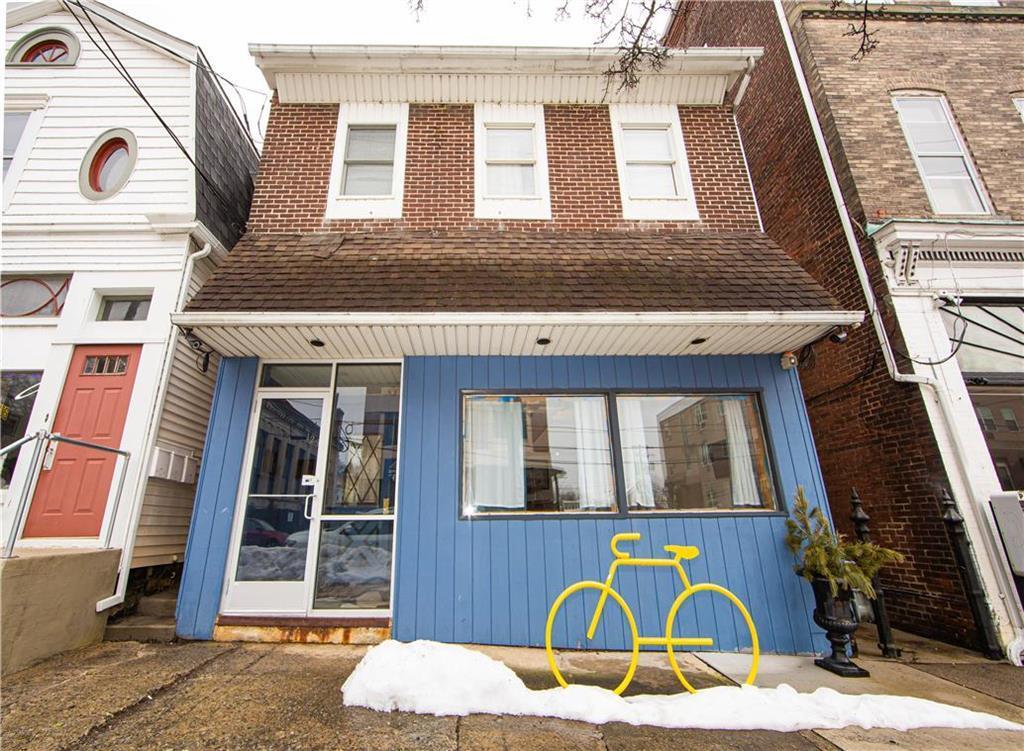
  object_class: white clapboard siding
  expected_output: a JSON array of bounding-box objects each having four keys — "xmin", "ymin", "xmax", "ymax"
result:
[
  {"xmin": 131, "ymin": 477, "xmax": 196, "ymax": 568},
  {"xmin": 5, "ymin": 11, "xmax": 195, "ymax": 223},
  {"xmin": 0, "ymin": 230, "xmax": 188, "ymax": 272}
]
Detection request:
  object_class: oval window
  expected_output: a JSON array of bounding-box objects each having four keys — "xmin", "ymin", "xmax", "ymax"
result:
[
  {"xmin": 20, "ymin": 40, "xmax": 70, "ymax": 63},
  {"xmin": 79, "ymin": 129, "xmax": 138, "ymax": 200}
]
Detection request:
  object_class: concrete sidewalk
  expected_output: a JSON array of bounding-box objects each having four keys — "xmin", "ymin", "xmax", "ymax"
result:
[{"xmin": 1, "ymin": 633, "xmax": 1021, "ymax": 751}]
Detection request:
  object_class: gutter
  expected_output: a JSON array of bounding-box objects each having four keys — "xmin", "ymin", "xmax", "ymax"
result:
[
  {"xmin": 771, "ymin": 0, "xmax": 1023, "ymax": 663},
  {"xmin": 96, "ymin": 242, "xmax": 213, "ymax": 613}
]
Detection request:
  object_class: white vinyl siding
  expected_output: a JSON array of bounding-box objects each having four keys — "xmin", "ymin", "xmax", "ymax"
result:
[
  {"xmin": 474, "ymin": 103, "xmax": 551, "ymax": 219},
  {"xmin": 892, "ymin": 96, "xmax": 988, "ymax": 215},
  {"xmin": 3, "ymin": 13, "xmax": 195, "ymax": 223}
]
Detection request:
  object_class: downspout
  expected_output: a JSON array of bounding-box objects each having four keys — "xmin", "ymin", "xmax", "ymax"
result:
[
  {"xmin": 771, "ymin": 0, "xmax": 1022, "ymax": 663},
  {"xmin": 97, "ymin": 242, "xmax": 213, "ymax": 612}
]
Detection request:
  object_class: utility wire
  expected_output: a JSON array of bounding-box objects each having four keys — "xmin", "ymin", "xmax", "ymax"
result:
[
  {"xmin": 62, "ymin": 0, "xmax": 246, "ymax": 235},
  {"xmin": 64, "ymin": 0, "xmax": 264, "ymax": 147}
]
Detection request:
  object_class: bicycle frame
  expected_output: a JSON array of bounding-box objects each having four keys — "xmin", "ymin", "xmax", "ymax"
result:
[{"xmin": 587, "ymin": 537, "xmax": 713, "ymax": 649}]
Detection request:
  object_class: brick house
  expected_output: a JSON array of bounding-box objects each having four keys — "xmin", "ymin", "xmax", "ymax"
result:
[
  {"xmin": 171, "ymin": 43, "xmax": 863, "ymax": 656},
  {"xmin": 670, "ymin": 1, "xmax": 1024, "ymax": 660}
]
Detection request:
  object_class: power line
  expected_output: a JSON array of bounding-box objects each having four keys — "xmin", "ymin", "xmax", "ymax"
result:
[
  {"xmin": 65, "ymin": 0, "xmax": 264, "ymax": 148},
  {"xmin": 62, "ymin": 0, "xmax": 246, "ymax": 235}
]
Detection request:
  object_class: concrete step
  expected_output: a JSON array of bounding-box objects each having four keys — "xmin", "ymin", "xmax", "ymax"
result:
[
  {"xmin": 105, "ymin": 615, "xmax": 176, "ymax": 643},
  {"xmin": 137, "ymin": 590, "xmax": 177, "ymax": 618}
]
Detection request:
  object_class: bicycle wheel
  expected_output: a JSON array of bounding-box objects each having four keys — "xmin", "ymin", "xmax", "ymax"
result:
[
  {"xmin": 545, "ymin": 580, "xmax": 639, "ymax": 695},
  {"xmin": 664, "ymin": 582, "xmax": 760, "ymax": 693}
]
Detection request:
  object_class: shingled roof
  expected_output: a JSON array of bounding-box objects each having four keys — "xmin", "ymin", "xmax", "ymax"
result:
[{"xmin": 188, "ymin": 231, "xmax": 840, "ymax": 313}]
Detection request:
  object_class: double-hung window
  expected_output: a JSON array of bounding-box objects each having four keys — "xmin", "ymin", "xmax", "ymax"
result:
[
  {"xmin": 474, "ymin": 104, "xmax": 551, "ymax": 219},
  {"xmin": 609, "ymin": 104, "xmax": 698, "ymax": 221},
  {"xmin": 326, "ymin": 103, "xmax": 408, "ymax": 219},
  {"xmin": 460, "ymin": 392, "xmax": 778, "ymax": 516},
  {"xmin": 892, "ymin": 95, "xmax": 988, "ymax": 215}
]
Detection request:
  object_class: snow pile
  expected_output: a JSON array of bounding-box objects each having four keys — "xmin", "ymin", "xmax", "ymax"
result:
[{"xmin": 342, "ymin": 640, "xmax": 1024, "ymax": 733}]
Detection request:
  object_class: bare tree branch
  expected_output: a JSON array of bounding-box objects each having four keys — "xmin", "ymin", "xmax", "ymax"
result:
[{"xmin": 830, "ymin": 0, "xmax": 883, "ymax": 61}]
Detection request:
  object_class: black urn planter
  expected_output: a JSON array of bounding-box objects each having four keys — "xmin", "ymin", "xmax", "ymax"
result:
[{"xmin": 810, "ymin": 577, "xmax": 870, "ymax": 678}]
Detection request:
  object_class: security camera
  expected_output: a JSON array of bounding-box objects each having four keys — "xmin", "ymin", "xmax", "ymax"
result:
[{"xmin": 829, "ymin": 329, "xmax": 849, "ymax": 345}]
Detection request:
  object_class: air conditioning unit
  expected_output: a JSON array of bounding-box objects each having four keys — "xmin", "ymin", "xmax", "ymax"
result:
[{"xmin": 149, "ymin": 443, "xmax": 199, "ymax": 484}]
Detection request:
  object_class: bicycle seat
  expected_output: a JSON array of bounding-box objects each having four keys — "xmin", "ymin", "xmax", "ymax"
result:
[{"xmin": 664, "ymin": 545, "xmax": 699, "ymax": 560}]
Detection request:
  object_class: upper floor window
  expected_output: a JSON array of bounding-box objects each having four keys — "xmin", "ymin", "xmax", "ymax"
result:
[
  {"xmin": 948, "ymin": 1, "xmax": 999, "ymax": 6},
  {"xmin": 892, "ymin": 95, "xmax": 988, "ymax": 215},
  {"xmin": 3, "ymin": 95, "xmax": 47, "ymax": 209},
  {"xmin": 609, "ymin": 104, "xmax": 699, "ymax": 221},
  {"xmin": 79, "ymin": 129, "xmax": 137, "ymax": 200},
  {"xmin": 98, "ymin": 295, "xmax": 151, "ymax": 322},
  {"xmin": 6, "ymin": 27, "xmax": 80, "ymax": 67},
  {"xmin": 326, "ymin": 103, "xmax": 408, "ymax": 220},
  {"xmin": 1014, "ymin": 98, "xmax": 1024, "ymax": 124},
  {"xmin": 474, "ymin": 104, "xmax": 551, "ymax": 219},
  {"xmin": 3, "ymin": 113, "xmax": 30, "ymax": 177},
  {"xmin": 342, "ymin": 126, "xmax": 396, "ymax": 196},
  {"xmin": 0, "ymin": 274, "xmax": 70, "ymax": 318}
]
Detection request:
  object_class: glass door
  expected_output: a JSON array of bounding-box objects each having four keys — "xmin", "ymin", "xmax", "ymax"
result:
[
  {"xmin": 222, "ymin": 363, "xmax": 402, "ymax": 618},
  {"xmin": 310, "ymin": 364, "xmax": 401, "ymax": 615},
  {"xmin": 222, "ymin": 391, "xmax": 331, "ymax": 614}
]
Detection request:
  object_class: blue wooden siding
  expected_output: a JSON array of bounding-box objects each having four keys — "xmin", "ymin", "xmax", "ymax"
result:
[
  {"xmin": 176, "ymin": 357, "xmax": 259, "ymax": 640},
  {"xmin": 393, "ymin": 356, "xmax": 830, "ymax": 655}
]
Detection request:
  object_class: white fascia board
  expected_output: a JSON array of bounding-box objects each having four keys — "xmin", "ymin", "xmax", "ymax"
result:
[
  {"xmin": 871, "ymin": 219, "xmax": 1024, "ymax": 247},
  {"xmin": 173, "ymin": 310, "xmax": 863, "ymax": 329},
  {"xmin": 250, "ymin": 44, "xmax": 762, "ymax": 96}
]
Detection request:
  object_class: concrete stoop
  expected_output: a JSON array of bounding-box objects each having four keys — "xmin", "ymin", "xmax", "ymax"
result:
[{"xmin": 105, "ymin": 589, "xmax": 177, "ymax": 643}]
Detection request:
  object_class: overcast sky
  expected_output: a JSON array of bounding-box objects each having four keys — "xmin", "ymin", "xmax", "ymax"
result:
[{"xmin": 89, "ymin": 0, "xmax": 644, "ymax": 147}]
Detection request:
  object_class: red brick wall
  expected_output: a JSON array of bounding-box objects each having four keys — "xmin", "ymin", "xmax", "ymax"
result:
[
  {"xmin": 247, "ymin": 100, "xmax": 762, "ymax": 234},
  {"xmin": 672, "ymin": 1, "xmax": 983, "ymax": 648}
]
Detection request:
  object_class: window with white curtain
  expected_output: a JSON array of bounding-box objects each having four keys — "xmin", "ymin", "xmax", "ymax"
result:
[
  {"xmin": 460, "ymin": 391, "xmax": 777, "ymax": 516},
  {"xmin": 892, "ymin": 95, "xmax": 988, "ymax": 215},
  {"xmin": 473, "ymin": 104, "xmax": 551, "ymax": 219},
  {"xmin": 462, "ymin": 394, "xmax": 615, "ymax": 514},
  {"xmin": 326, "ymin": 103, "xmax": 408, "ymax": 219}
]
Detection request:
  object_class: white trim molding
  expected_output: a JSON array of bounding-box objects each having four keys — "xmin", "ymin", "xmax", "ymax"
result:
[
  {"xmin": 474, "ymin": 104, "xmax": 551, "ymax": 220},
  {"xmin": 3, "ymin": 94, "xmax": 48, "ymax": 211},
  {"xmin": 609, "ymin": 104, "xmax": 699, "ymax": 222},
  {"xmin": 325, "ymin": 103, "xmax": 408, "ymax": 220}
]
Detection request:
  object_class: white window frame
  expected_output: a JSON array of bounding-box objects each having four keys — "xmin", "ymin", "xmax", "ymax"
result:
[
  {"xmin": 948, "ymin": 1, "xmax": 999, "ymax": 7},
  {"xmin": 891, "ymin": 93, "xmax": 990, "ymax": 216},
  {"xmin": 609, "ymin": 104, "xmax": 699, "ymax": 221},
  {"xmin": 474, "ymin": 103, "xmax": 551, "ymax": 220},
  {"xmin": 3, "ymin": 94, "xmax": 48, "ymax": 211},
  {"xmin": 325, "ymin": 103, "xmax": 408, "ymax": 220}
]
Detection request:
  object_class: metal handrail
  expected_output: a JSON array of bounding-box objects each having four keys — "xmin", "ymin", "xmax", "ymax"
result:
[{"xmin": 2, "ymin": 430, "xmax": 131, "ymax": 558}]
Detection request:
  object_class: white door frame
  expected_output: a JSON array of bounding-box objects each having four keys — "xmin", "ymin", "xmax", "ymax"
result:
[{"xmin": 220, "ymin": 359, "xmax": 403, "ymax": 618}]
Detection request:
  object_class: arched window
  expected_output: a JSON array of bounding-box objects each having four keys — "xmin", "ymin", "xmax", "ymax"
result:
[
  {"xmin": 6, "ymin": 28, "xmax": 80, "ymax": 66},
  {"xmin": 79, "ymin": 129, "xmax": 137, "ymax": 200}
]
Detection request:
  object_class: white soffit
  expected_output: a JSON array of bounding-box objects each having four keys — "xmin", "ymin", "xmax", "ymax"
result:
[
  {"xmin": 249, "ymin": 45, "xmax": 763, "ymax": 105},
  {"xmin": 172, "ymin": 311, "xmax": 863, "ymax": 360}
]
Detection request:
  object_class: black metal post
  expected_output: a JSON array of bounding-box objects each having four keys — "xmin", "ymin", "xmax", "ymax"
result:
[
  {"xmin": 940, "ymin": 489, "xmax": 1004, "ymax": 660},
  {"xmin": 850, "ymin": 488, "xmax": 901, "ymax": 658}
]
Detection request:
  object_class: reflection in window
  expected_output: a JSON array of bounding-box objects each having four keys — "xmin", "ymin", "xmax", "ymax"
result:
[
  {"xmin": 1, "ymin": 371, "xmax": 43, "ymax": 490},
  {"xmin": 617, "ymin": 394, "xmax": 776, "ymax": 511},
  {"xmin": 236, "ymin": 397, "xmax": 323, "ymax": 581},
  {"xmin": 462, "ymin": 394, "xmax": 616, "ymax": 514},
  {"xmin": 313, "ymin": 519, "xmax": 393, "ymax": 609},
  {"xmin": 941, "ymin": 304, "xmax": 1024, "ymax": 374},
  {"xmin": 968, "ymin": 391, "xmax": 1024, "ymax": 492},
  {"xmin": 324, "ymin": 364, "xmax": 401, "ymax": 515},
  {"xmin": 259, "ymin": 363, "xmax": 332, "ymax": 389},
  {"xmin": 98, "ymin": 296, "xmax": 150, "ymax": 321}
]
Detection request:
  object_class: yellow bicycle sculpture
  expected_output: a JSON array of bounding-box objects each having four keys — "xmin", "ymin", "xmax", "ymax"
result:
[{"xmin": 545, "ymin": 532, "xmax": 760, "ymax": 695}]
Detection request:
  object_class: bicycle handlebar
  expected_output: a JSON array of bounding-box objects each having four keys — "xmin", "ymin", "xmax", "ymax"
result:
[{"xmin": 611, "ymin": 532, "xmax": 641, "ymax": 559}]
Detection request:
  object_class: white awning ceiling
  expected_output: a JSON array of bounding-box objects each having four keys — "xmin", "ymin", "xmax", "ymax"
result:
[{"xmin": 171, "ymin": 310, "xmax": 863, "ymax": 360}]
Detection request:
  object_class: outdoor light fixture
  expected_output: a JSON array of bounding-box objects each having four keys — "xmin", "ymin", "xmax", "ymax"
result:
[
  {"xmin": 309, "ymin": 338, "xmax": 325, "ymax": 348},
  {"xmin": 829, "ymin": 328, "xmax": 849, "ymax": 344},
  {"xmin": 536, "ymin": 337, "xmax": 551, "ymax": 346},
  {"xmin": 690, "ymin": 337, "xmax": 708, "ymax": 345},
  {"xmin": 780, "ymin": 351, "xmax": 798, "ymax": 370}
]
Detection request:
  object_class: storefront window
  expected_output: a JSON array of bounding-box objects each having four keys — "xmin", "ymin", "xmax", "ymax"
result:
[
  {"xmin": 617, "ymin": 394, "xmax": 777, "ymax": 511},
  {"xmin": 462, "ymin": 394, "xmax": 616, "ymax": 514},
  {"xmin": 460, "ymin": 391, "xmax": 778, "ymax": 516},
  {"xmin": 1, "ymin": 371, "xmax": 42, "ymax": 489},
  {"xmin": 942, "ymin": 302, "xmax": 1024, "ymax": 491}
]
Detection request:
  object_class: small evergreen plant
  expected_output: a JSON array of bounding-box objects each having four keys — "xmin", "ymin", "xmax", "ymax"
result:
[{"xmin": 784, "ymin": 486, "xmax": 904, "ymax": 599}]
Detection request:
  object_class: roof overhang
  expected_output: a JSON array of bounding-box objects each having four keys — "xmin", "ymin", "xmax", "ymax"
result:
[
  {"xmin": 248, "ymin": 44, "xmax": 763, "ymax": 105},
  {"xmin": 171, "ymin": 310, "xmax": 863, "ymax": 360}
]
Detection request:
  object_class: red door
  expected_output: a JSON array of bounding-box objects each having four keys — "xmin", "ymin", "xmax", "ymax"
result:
[{"xmin": 23, "ymin": 344, "xmax": 141, "ymax": 538}]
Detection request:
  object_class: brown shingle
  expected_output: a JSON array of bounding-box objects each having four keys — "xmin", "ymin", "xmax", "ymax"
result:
[{"xmin": 188, "ymin": 231, "xmax": 841, "ymax": 313}]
